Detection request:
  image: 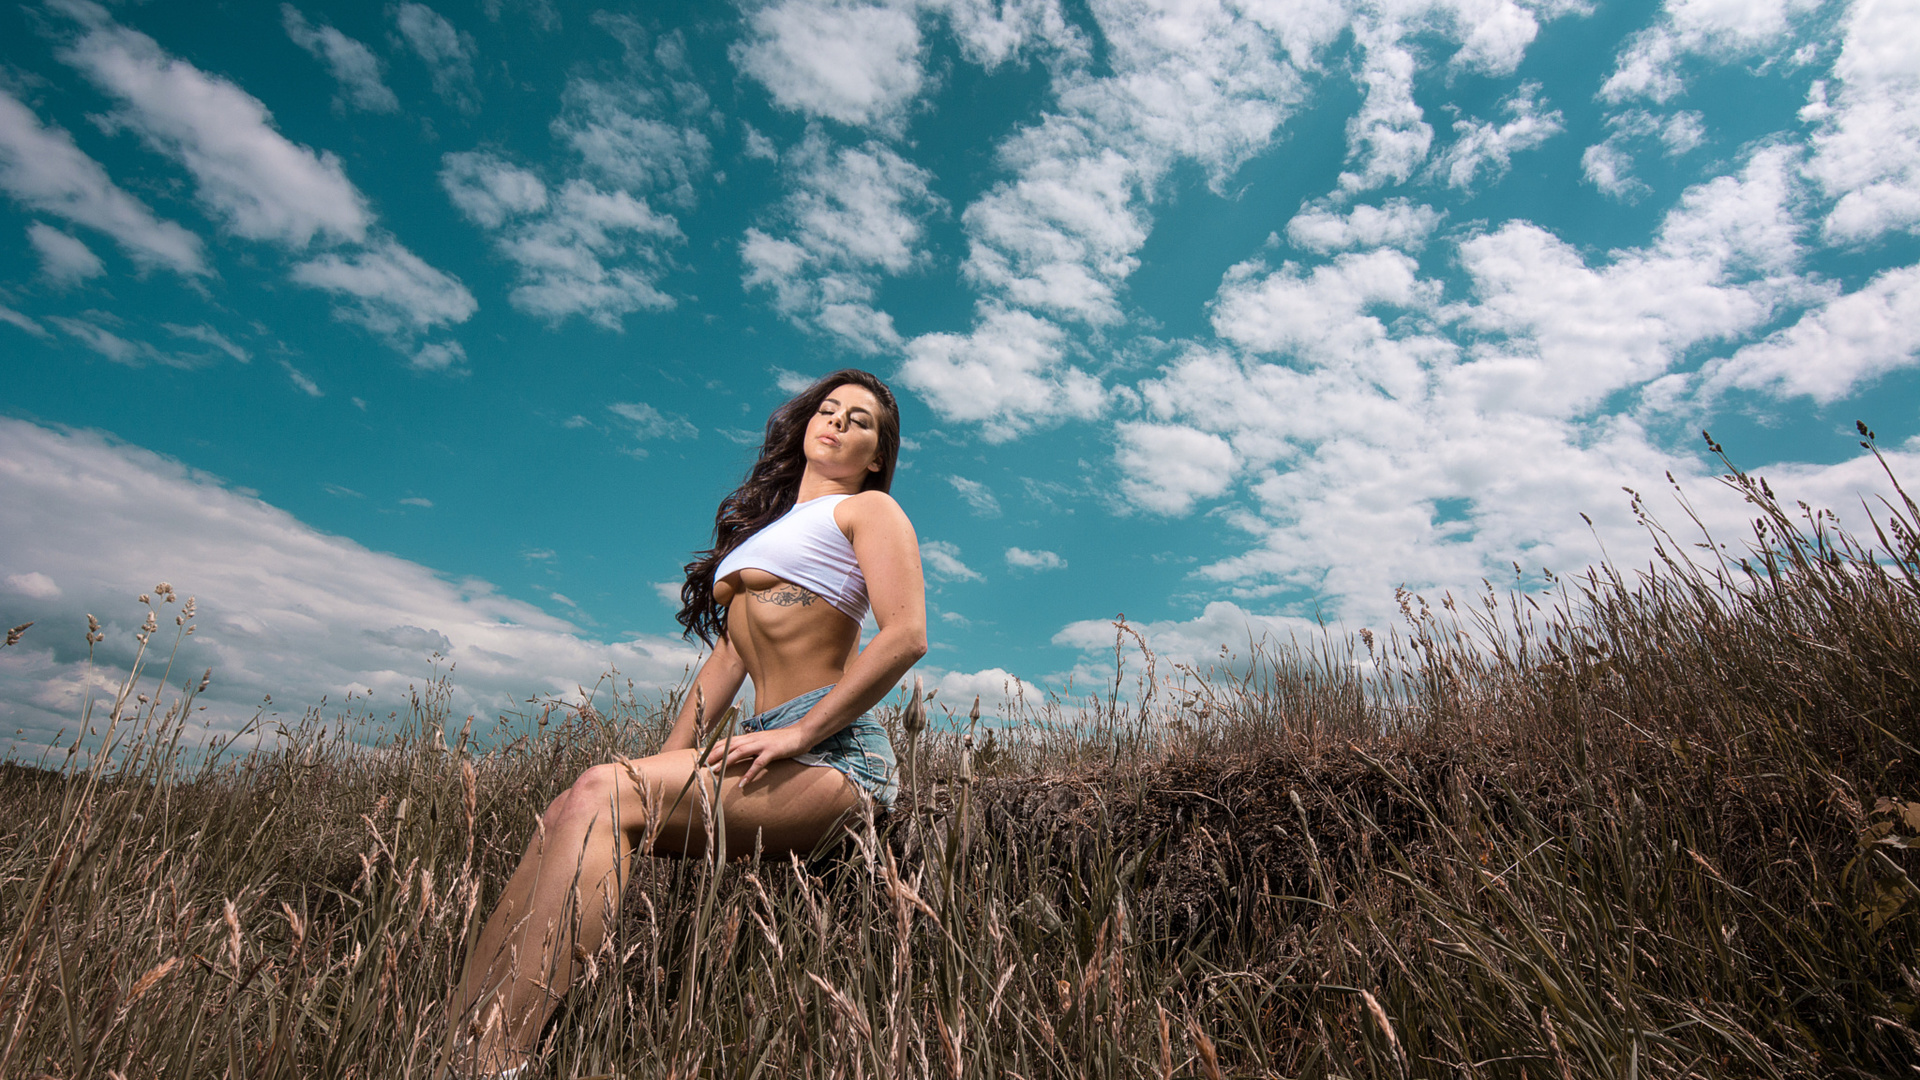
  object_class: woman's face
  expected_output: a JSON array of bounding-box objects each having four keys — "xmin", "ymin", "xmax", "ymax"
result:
[{"xmin": 803, "ymin": 383, "xmax": 886, "ymax": 483}]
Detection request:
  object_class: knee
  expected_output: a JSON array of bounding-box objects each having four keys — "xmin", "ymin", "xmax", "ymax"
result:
[{"xmin": 553, "ymin": 762, "xmax": 635, "ymax": 822}]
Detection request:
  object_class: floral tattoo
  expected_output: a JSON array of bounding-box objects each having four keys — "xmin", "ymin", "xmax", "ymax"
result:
[{"xmin": 750, "ymin": 584, "xmax": 818, "ymax": 608}]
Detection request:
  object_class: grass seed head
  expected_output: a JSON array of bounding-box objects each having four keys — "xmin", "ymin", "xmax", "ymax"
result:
[
  {"xmin": 223, "ymin": 898, "xmax": 242, "ymax": 971},
  {"xmin": 125, "ymin": 957, "xmax": 181, "ymax": 1008},
  {"xmin": 905, "ymin": 674, "xmax": 926, "ymax": 736}
]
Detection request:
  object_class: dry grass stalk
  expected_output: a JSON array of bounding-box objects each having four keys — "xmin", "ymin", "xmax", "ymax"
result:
[{"xmin": 3, "ymin": 441, "xmax": 1920, "ymax": 1076}]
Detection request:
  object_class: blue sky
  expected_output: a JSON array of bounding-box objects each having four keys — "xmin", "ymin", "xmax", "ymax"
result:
[{"xmin": 4, "ymin": 0, "xmax": 1919, "ymax": 749}]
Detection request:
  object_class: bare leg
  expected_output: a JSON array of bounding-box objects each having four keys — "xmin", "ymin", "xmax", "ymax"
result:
[{"xmin": 448, "ymin": 749, "xmax": 860, "ymax": 1073}]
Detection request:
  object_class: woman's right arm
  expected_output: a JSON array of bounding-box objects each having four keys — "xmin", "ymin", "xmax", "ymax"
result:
[{"xmin": 661, "ymin": 634, "xmax": 748, "ymax": 752}]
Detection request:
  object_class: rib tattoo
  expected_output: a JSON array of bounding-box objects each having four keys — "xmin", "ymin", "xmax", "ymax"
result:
[{"xmin": 751, "ymin": 584, "xmax": 818, "ymax": 608}]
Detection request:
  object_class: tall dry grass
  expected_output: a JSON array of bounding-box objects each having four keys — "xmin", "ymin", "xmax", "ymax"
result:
[{"xmin": 3, "ymin": 430, "xmax": 1918, "ymax": 1078}]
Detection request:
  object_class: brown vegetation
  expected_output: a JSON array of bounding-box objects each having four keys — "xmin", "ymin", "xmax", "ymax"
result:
[{"xmin": 3, "ymin": 430, "xmax": 1919, "ymax": 1078}]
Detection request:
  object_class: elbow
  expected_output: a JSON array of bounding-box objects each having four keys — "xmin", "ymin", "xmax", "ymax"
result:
[{"xmin": 902, "ymin": 626, "xmax": 929, "ymax": 663}]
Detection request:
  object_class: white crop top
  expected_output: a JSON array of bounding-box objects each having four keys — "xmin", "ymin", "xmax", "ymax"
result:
[{"xmin": 713, "ymin": 494, "xmax": 869, "ymax": 623}]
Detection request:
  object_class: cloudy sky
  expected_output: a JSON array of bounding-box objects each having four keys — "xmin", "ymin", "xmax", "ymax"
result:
[{"xmin": 4, "ymin": 0, "xmax": 1919, "ymax": 750}]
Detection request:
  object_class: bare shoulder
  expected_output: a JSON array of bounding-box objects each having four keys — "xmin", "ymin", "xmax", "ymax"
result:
[{"xmin": 835, "ymin": 490, "xmax": 914, "ymax": 534}]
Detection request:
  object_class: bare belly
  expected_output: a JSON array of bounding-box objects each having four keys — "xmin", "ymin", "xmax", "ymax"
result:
[{"xmin": 715, "ymin": 569, "xmax": 862, "ymax": 712}]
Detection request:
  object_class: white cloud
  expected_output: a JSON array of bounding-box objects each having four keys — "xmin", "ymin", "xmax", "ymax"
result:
[
  {"xmin": 553, "ymin": 72, "xmax": 712, "ymax": 208},
  {"xmin": 1339, "ymin": 21, "xmax": 1433, "ymax": 194},
  {"xmin": 289, "ymin": 238, "xmax": 478, "ymax": 340},
  {"xmin": 1581, "ymin": 108, "xmax": 1713, "ymax": 201},
  {"xmin": 908, "ymin": 0, "xmax": 1571, "ymax": 436},
  {"xmin": 1213, "ymin": 0, "xmax": 1349, "ymax": 70},
  {"xmin": 1661, "ymin": 110, "xmax": 1706, "ymax": 155},
  {"xmin": 920, "ymin": 540, "xmax": 984, "ymax": 582},
  {"xmin": 1053, "ymin": 600, "xmax": 1326, "ymax": 669},
  {"xmin": 46, "ymin": 2, "xmax": 473, "ymax": 359},
  {"xmin": 1099, "ymin": 146, "xmax": 1832, "ymax": 637},
  {"xmin": 1582, "ymin": 133, "xmax": 1647, "ymax": 201},
  {"xmin": 409, "ymin": 340, "xmax": 466, "ymax": 373},
  {"xmin": 772, "ymin": 367, "xmax": 815, "ymax": 394},
  {"xmin": 4, "ymin": 571, "xmax": 62, "ymax": 600},
  {"xmin": 930, "ymin": 0, "xmax": 1084, "ymax": 69},
  {"xmin": 734, "ymin": 0, "xmax": 926, "ymax": 130},
  {"xmin": 440, "ymin": 151, "xmax": 548, "ymax": 229},
  {"xmin": 741, "ymin": 133, "xmax": 941, "ymax": 353},
  {"xmin": 899, "ymin": 305, "xmax": 1105, "ymax": 441},
  {"xmin": 0, "ymin": 418, "xmax": 703, "ymax": 754},
  {"xmin": 653, "ymin": 581, "xmax": 683, "ymax": 607},
  {"xmin": 0, "ymin": 305, "xmax": 49, "ymax": 339},
  {"xmin": 1113, "ymin": 422, "xmax": 1237, "ymax": 515},
  {"xmin": 440, "ymin": 61, "xmax": 707, "ymax": 331},
  {"xmin": 1652, "ymin": 145, "xmax": 1805, "ymax": 273},
  {"xmin": 958, "ymin": 129, "xmax": 1151, "ymax": 325},
  {"xmin": 47, "ymin": 315, "xmax": 167, "ymax": 366},
  {"xmin": 54, "ymin": 1, "xmax": 372, "ymax": 248},
  {"xmin": 1285, "ymin": 198, "xmax": 1443, "ymax": 254},
  {"xmin": 948, "ymin": 475, "xmax": 1002, "ymax": 516},
  {"xmin": 162, "ymin": 322, "xmax": 250, "ymax": 362},
  {"xmin": 281, "ymin": 359, "xmax": 324, "ymax": 395},
  {"xmin": 392, "ymin": 2, "xmax": 481, "ymax": 113},
  {"xmin": 1439, "ymin": 0, "xmax": 1551, "ymax": 75},
  {"xmin": 1804, "ymin": 0, "xmax": 1920, "ymax": 242},
  {"xmin": 918, "ymin": 665, "xmax": 1036, "ymax": 716},
  {"xmin": 1704, "ymin": 263, "xmax": 1920, "ymax": 402},
  {"xmin": 1209, "ymin": 247, "xmax": 1445, "ymax": 374},
  {"xmin": 28, "ymin": 222, "xmax": 104, "ymax": 285},
  {"xmin": 1428, "ymin": 82, "xmax": 1562, "ymax": 189},
  {"xmin": 282, "ymin": 4, "xmax": 399, "ymax": 113},
  {"xmin": 742, "ymin": 123, "xmax": 780, "ymax": 161},
  {"xmin": 951, "ymin": 0, "xmax": 1334, "ymax": 333},
  {"xmin": 1005, "ymin": 546, "xmax": 1065, "ymax": 571},
  {"xmin": 0, "ymin": 88, "xmax": 206, "ymax": 276},
  {"xmin": 1448, "ymin": 146, "xmax": 1806, "ymax": 415},
  {"xmin": 499, "ymin": 181, "xmax": 681, "ymax": 327},
  {"xmin": 481, "ymin": 0, "xmax": 560, "ymax": 32},
  {"xmin": 608, "ymin": 401, "xmax": 699, "ymax": 441},
  {"xmin": 1601, "ymin": 0, "xmax": 1821, "ymax": 104}
]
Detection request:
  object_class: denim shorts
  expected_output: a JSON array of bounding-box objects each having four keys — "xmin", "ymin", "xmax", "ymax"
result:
[{"xmin": 741, "ymin": 684, "xmax": 898, "ymax": 810}]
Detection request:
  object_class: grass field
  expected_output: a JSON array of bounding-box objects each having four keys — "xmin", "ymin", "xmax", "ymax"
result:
[{"xmin": 4, "ymin": 435, "xmax": 1919, "ymax": 1079}]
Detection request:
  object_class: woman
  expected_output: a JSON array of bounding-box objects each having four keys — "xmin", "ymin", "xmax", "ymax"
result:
[{"xmin": 450, "ymin": 369, "xmax": 927, "ymax": 1076}]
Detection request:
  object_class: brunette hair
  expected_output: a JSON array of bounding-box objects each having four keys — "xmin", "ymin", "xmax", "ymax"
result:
[{"xmin": 677, "ymin": 369, "xmax": 900, "ymax": 643}]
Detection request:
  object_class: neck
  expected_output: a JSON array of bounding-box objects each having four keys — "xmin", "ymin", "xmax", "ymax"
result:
[{"xmin": 794, "ymin": 468, "xmax": 866, "ymax": 504}]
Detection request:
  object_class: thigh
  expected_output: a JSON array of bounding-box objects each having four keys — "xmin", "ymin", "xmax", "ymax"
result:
[{"xmin": 618, "ymin": 749, "xmax": 862, "ymax": 858}]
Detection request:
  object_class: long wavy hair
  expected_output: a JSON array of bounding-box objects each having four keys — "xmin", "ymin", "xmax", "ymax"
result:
[{"xmin": 678, "ymin": 369, "xmax": 900, "ymax": 643}]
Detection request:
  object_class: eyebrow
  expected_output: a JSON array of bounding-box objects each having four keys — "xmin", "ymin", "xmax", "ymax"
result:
[{"xmin": 822, "ymin": 396, "xmax": 873, "ymax": 417}]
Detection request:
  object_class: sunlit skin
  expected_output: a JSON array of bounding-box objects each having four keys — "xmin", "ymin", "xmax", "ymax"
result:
[{"xmin": 448, "ymin": 384, "xmax": 927, "ymax": 1075}]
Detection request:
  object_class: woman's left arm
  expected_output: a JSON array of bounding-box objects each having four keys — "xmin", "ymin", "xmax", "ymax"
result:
[{"xmin": 725, "ymin": 491, "xmax": 928, "ymax": 788}]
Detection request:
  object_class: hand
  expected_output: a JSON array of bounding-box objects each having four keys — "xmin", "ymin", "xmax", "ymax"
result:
[{"xmin": 705, "ymin": 725, "xmax": 814, "ymax": 791}]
